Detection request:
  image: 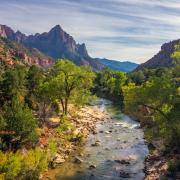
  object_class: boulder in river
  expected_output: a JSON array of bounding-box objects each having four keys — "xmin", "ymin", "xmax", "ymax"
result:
[
  {"xmin": 119, "ymin": 171, "xmax": 131, "ymax": 178},
  {"xmin": 53, "ymin": 154, "xmax": 65, "ymax": 164},
  {"xmin": 114, "ymin": 159, "xmax": 130, "ymax": 165},
  {"xmin": 91, "ymin": 140, "xmax": 101, "ymax": 146},
  {"xmin": 105, "ymin": 131, "xmax": 110, "ymax": 134},
  {"xmin": 74, "ymin": 156, "xmax": 83, "ymax": 164},
  {"xmin": 89, "ymin": 164, "xmax": 96, "ymax": 169}
]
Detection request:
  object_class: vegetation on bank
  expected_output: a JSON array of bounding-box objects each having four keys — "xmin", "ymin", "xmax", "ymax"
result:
[
  {"xmin": 94, "ymin": 67, "xmax": 127, "ymax": 106},
  {"xmin": 0, "ymin": 44, "xmax": 180, "ymax": 179},
  {"xmin": 122, "ymin": 45, "xmax": 180, "ymax": 178},
  {"xmin": 0, "ymin": 60, "xmax": 95, "ymax": 179}
]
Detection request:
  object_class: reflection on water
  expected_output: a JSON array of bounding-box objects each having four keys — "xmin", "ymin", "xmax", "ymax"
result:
[{"xmin": 47, "ymin": 99, "xmax": 149, "ymax": 180}]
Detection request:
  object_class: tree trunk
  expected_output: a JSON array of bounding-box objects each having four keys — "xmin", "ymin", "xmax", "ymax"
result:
[
  {"xmin": 64, "ymin": 98, "xmax": 68, "ymax": 115},
  {"xmin": 60, "ymin": 99, "xmax": 65, "ymax": 114}
]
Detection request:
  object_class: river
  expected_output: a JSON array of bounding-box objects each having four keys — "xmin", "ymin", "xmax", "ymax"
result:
[{"xmin": 46, "ymin": 99, "xmax": 149, "ymax": 180}]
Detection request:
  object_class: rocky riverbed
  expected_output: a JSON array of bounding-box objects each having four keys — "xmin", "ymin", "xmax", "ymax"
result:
[{"xmin": 43, "ymin": 99, "xmax": 149, "ymax": 180}]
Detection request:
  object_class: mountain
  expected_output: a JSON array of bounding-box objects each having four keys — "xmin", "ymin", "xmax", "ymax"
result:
[
  {"xmin": 0, "ymin": 36, "xmax": 53, "ymax": 67},
  {"xmin": 95, "ymin": 58, "xmax": 138, "ymax": 72},
  {"xmin": 136, "ymin": 39, "xmax": 180, "ymax": 70},
  {"xmin": 0, "ymin": 24, "xmax": 103, "ymax": 70}
]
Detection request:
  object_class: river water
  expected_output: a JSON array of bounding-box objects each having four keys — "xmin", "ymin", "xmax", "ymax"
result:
[{"xmin": 47, "ymin": 99, "xmax": 149, "ymax": 180}]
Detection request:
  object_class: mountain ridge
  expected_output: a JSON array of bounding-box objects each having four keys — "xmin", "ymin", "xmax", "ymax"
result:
[
  {"xmin": 95, "ymin": 58, "xmax": 138, "ymax": 72},
  {"xmin": 0, "ymin": 24, "xmax": 104, "ymax": 70},
  {"xmin": 0, "ymin": 24, "xmax": 139, "ymax": 72},
  {"xmin": 136, "ymin": 39, "xmax": 180, "ymax": 70}
]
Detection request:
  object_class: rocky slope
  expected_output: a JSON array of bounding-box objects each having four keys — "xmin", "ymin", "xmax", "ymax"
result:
[
  {"xmin": 95, "ymin": 58, "xmax": 138, "ymax": 72},
  {"xmin": 0, "ymin": 24, "xmax": 103, "ymax": 70},
  {"xmin": 0, "ymin": 37, "xmax": 53, "ymax": 67},
  {"xmin": 136, "ymin": 39, "xmax": 180, "ymax": 70}
]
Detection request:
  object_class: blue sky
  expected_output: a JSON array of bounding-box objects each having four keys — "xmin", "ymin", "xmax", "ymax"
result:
[{"xmin": 1, "ymin": 0, "xmax": 180, "ymax": 63}]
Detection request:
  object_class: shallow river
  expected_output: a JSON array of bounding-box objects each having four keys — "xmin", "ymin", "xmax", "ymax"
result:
[{"xmin": 47, "ymin": 99, "xmax": 149, "ymax": 180}]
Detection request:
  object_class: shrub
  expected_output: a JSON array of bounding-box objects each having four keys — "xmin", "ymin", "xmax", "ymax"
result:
[
  {"xmin": 168, "ymin": 159, "xmax": 180, "ymax": 177},
  {"xmin": 0, "ymin": 148, "xmax": 49, "ymax": 180}
]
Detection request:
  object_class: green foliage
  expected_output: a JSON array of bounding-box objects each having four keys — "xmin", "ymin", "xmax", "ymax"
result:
[
  {"xmin": 3, "ymin": 95, "xmax": 38, "ymax": 147},
  {"xmin": 0, "ymin": 151, "xmax": 22, "ymax": 180},
  {"xmin": 0, "ymin": 65, "xmax": 27, "ymax": 103},
  {"xmin": 56, "ymin": 116, "xmax": 75, "ymax": 133},
  {"xmin": 123, "ymin": 67, "xmax": 180, "ymax": 150},
  {"xmin": 0, "ymin": 147, "xmax": 49, "ymax": 180},
  {"xmin": 128, "ymin": 70, "xmax": 145, "ymax": 85},
  {"xmin": 26, "ymin": 65, "xmax": 44, "ymax": 109},
  {"xmin": 0, "ymin": 115, "xmax": 6, "ymax": 131},
  {"xmin": 168, "ymin": 159, "xmax": 180, "ymax": 177},
  {"xmin": 22, "ymin": 147, "xmax": 48, "ymax": 179},
  {"xmin": 46, "ymin": 140, "xmax": 57, "ymax": 158},
  {"xmin": 40, "ymin": 60, "xmax": 95, "ymax": 115},
  {"xmin": 124, "ymin": 43, "xmax": 180, "ymax": 151},
  {"xmin": 94, "ymin": 67, "xmax": 127, "ymax": 105}
]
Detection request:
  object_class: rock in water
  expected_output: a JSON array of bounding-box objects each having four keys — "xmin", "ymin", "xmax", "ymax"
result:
[
  {"xmin": 119, "ymin": 171, "xmax": 131, "ymax": 178},
  {"xmin": 91, "ymin": 140, "xmax": 101, "ymax": 147},
  {"xmin": 114, "ymin": 159, "xmax": 130, "ymax": 165},
  {"xmin": 89, "ymin": 164, "xmax": 96, "ymax": 169},
  {"xmin": 74, "ymin": 156, "xmax": 83, "ymax": 164},
  {"xmin": 53, "ymin": 154, "xmax": 65, "ymax": 164}
]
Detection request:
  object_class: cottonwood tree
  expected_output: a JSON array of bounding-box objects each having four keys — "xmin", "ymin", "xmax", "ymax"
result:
[{"xmin": 40, "ymin": 60, "xmax": 95, "ymax": 115}]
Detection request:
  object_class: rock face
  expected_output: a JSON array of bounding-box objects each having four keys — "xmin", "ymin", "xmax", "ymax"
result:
[
  {"xmin": 0, "ymin": 37, "xmax": 53, "ymax": 67},
  {"xmin": 136, "ymin": 39, "xmax": 180, "ymax": 70},
  {"xmin": 0, "ymin": 24, "xmax": 104, "ymax": 70}
]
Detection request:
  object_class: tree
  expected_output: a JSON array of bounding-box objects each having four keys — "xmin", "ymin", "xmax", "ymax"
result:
[
  {"xmin": 37, "ymin": 81, "xmax": 54, "ymax": 122},
  {"xmin": 123, "ymin": 76, "xmax": 180, "ymax": 148},
  {"xmin": 94, "ymin": 67, "xmax": 127, "ymax": 105},
  {"xmin": 47, "ymin": 60, "xmax": 95, "ymax": 115},
  {"xmin": 2, "ymin": 95, "xmax": 38, "ymax": 149},
  {"xmin": 26, "ymin": 65, "xmax": 45, "ymax": 109},
  {"xmin": 129, "ymin": 70, "xmax": 145, "ymax": 85},
  {"xmin": 0, "ymin": 65, "xmax": 27, "ymax": 105}
]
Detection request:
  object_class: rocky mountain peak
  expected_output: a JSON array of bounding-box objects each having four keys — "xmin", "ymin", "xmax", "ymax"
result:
[
  {"xmin": 0, "ymin": 24, "xmax": 15, "ymax": 39},
  {"xmin": 50, "ymin": 24, "xmax": 62, "ymax": 32},
  {"xmin": 0, "ymin": 24, "xmax": 103, "ymax": 70},
  {"xmin": 136, "ymin": 39, "xmax": 180, "ymax": 70}
]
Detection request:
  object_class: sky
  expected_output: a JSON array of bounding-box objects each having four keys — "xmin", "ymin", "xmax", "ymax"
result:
[{"xmin": 0, "ymin": 0, "xmax": 180, "ymax": 63}]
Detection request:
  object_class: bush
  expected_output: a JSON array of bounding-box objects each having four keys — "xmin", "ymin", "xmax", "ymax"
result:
[
  {"xmin": 3, "ymin": 95, "xmax": 38, "ymax": 148},
  {"xmin": 21, "ymin": 147, "xmax": 48, "ymax": 179},
  {"xmin": 0, "ymin": 148, "xmax": 49, "ymax": 180},
  {"xmin": 168, "ymin": 159, "xmax": 180, "ymax": 177},
  {"xmin": 0, "ymin": 151, "xmax": 22, "ymax": 180},
  {"xmin": 56, "ymin": 116, "xmax": 75, "ymax": 133}
]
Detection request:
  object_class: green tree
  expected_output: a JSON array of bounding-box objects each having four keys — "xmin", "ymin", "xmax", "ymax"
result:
[
  {"xmin": 0, "ymin": 65, "xmax": 27, "ymax": 105},
  {"xmin": 3, "ymin": 95, "xmax": 38, "ymax": 149},
  {"xmin": 123, "ymin": 76, "xmax": 180, "ymax": 148},
  {"xmin": 26, "ymin": 65, "xmax": 45, "ymax": 109},
  {"xmin": 94, "ymin": 67, "xmax": 127, "ymax": 105},
  {"xmin": 48, "ymin": 60, "xmax": 95, "ymax": 115}
]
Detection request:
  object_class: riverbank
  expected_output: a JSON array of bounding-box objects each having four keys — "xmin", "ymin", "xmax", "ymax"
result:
[
  {"xmin": 42, "ymin": 99, "xmax": 148, "ymax": 180},
  {"xmin": 136, "ymin": 121, "xmax": 180, "ymax": 180},
  {"xmin": 41, "ymin": 103, "xmax": 109, "ymax": 179},
  {"xmin": 144, "ymin": 143, "xmax": 180, "ymax": 180}
]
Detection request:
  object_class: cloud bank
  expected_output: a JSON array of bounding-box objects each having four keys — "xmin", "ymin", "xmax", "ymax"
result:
[{"xmin": 0, "ymin": 0, "xmax": 180, "ymax": 63}]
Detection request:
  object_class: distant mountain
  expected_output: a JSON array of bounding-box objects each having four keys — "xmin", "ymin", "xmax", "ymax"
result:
[
  {"xmin": 136, "ymin": 39, "xmax": 180, "ymax": 70},
  {"xmin": 0, "ymin": 36, "xmax": 53, "ymax": 67},
  {"xmin": 0, "ymin": 24, "xmax": 103, "ymax": 70},
  {"xmin": 95, "ymin": 58, "xmax": 138, "ymax": 72}
]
